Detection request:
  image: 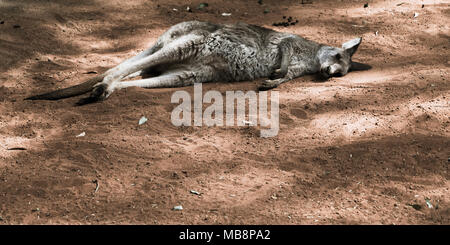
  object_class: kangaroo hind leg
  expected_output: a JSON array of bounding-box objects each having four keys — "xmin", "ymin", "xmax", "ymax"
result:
[
  {"xmin": 117, "ymin": 66, "xmax": 215, "ymax": 89},
  {"xmin": 106, "ymin": 34, "xmax": 205, "ymax": 82},
  {"xmin": 82, "ymin": 34, "xmax": 205, "ymax": 103},
  {"xmin": 104, "ymin": 42, "xmax": 162, "ymax": 76}
]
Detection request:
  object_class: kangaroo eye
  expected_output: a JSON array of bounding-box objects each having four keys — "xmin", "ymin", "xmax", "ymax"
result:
[{"xmin": 334, "ymin": 53, "xmax": 341, "ymax": 60}]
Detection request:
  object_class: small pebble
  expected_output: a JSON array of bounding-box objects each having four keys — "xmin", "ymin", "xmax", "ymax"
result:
[
  {"xmin": 190, "ymin": 190, "xmax": 201, "ymax": 195},
  {"xmin": 173, "ymin": 205, "xmax": 183, "ymax": 211},
  {"xmin": 197, "ymin": 3, "xmax": 208, "ymax": 9},
  {"xmin": 138, "ymin": 116, "xmax": 148, "ymax": 125},
  {"xmin": 76, "ymin": 132, "xmax": 86, "ymax": 137},
  {"xmin": 425, "ymin": 199, "xmax": 433, "ymax": 209}
]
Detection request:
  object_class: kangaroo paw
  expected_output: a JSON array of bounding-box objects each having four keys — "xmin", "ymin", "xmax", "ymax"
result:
[
  {"xmin": 258, "ymin": 80, "xmax": 279, "ymax": 91},
  {"xmin": 269, "ymin": 68, "xmax": 287, "ymax": 80},
  {"xmin": 75, "ymin": 83, "xmax": 112, "ymax": 105}
]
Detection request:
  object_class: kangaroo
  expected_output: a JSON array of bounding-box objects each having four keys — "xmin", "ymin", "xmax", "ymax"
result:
[{"xmin": 26, "ymin": 21, "xmax": 363, "ymax": 105}]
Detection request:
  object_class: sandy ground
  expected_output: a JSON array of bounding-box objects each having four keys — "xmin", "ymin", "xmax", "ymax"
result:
[{"xmin": 0, "ymin": 0, "xmax": 449, "ymax": 224}]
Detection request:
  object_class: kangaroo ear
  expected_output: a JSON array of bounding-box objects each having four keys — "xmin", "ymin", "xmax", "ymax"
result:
[{"xmin": 342, "ymin": 37, "xmax": 362, "ymax": 57}]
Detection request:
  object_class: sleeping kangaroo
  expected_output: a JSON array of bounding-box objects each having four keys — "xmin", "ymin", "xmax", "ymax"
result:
[{"xmin": 26, "ymin": 21, "xmax": 363, "ymax": 104}]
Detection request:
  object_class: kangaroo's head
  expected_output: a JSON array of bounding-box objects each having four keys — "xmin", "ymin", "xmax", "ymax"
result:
[{"xmin": 317, "ymin": 37, "xmax": 362, "ymax": 78}]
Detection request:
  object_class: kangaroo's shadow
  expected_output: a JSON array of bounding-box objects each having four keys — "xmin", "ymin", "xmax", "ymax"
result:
[{"xmin": 350, "ymin": 61, "xmax": 372, "ymax": 72}]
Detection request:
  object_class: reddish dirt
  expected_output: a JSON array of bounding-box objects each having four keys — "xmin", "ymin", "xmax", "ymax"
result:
[{"xmin": 0, "ymin": 0, "xmax": 449, "ymax": 224}]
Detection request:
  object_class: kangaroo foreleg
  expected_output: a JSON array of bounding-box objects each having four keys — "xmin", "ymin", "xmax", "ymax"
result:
[
  {"xmin": 269, "ymin": 37, "xmax": 295, "ymax": 80},
  {"xmin": 259, "ymin": 64, "xmax": 307, "ymax": 91}
]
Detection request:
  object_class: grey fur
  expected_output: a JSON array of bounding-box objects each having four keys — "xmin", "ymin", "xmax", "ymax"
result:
[{"xmin": 25, "ymin": 21, "xmax": 362, "ymax": 103}]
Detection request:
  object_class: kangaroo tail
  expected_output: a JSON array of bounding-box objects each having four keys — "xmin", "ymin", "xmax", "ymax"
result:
[{"xmin": 24, "ymin": 74, "xmax": 105, "ymax": 100}]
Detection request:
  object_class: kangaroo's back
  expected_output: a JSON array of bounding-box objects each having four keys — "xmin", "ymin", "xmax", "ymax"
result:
[
  {"xmin": 198, "ymin": 22, "xmax": 286, "ymax": 81},
  {"xmin": 157, "ymin": 21, "xmax": 222, "ymax": 43}
]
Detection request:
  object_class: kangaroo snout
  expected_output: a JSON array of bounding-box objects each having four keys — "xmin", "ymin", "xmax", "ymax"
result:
[{"xmin": 320, "ymin": 64, "xmax": 346, "ymax": 78}]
